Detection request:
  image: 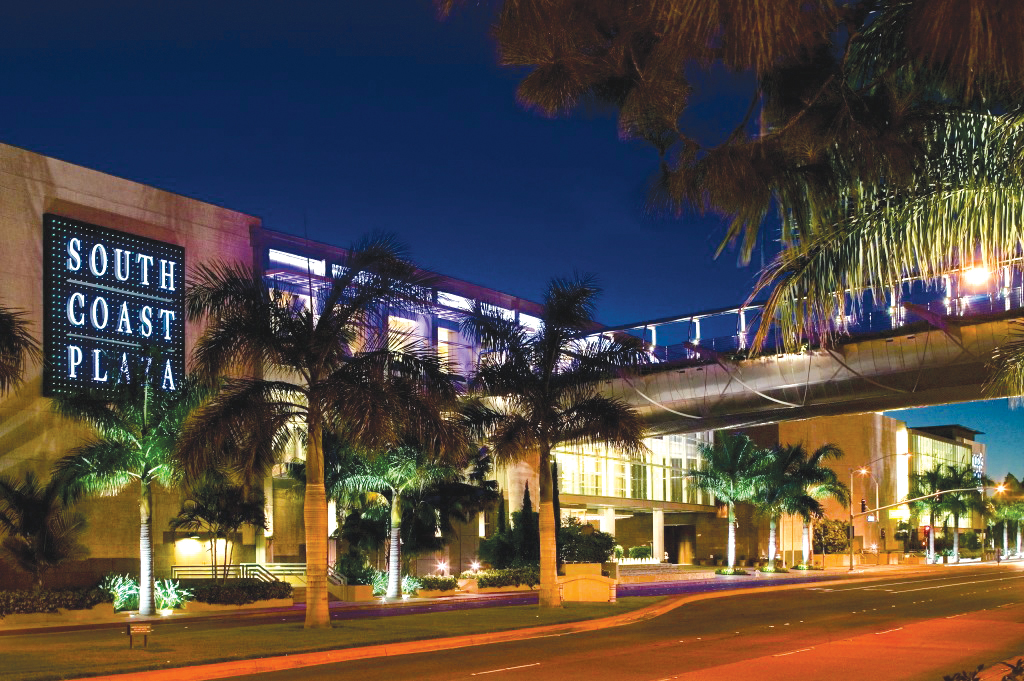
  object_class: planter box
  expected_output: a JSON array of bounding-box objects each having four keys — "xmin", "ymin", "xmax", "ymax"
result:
[
  {"xmin": 478, "ymin": 585, "xmax": 532, "ymax": 593},
  {"xmin": 416, "ymin": 589, "xmax": 458, "ymax": 599},
  {"xmin": 183, "ymin": 598, "xmax": 292, "ymax": 613},
  {"xmin": 339, "ymin": 584, "xmax": 374, "ymax": 602},
  {"xmin": 0, "ymin": 603, "xmax": 119, "ymax": 628},
  {"xmin": 563, "ymin": 563, "xmax": 602, "ymax": 577}
]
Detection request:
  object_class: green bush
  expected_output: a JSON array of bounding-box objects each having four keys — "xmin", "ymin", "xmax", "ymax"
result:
[
  {"xmin": 0, "ymin": 587, "xmax": 110, "ymax": 618},
  {"xmin": 627, "ymin": 546, "xmax": 653, "ymax": 559},
  {"xmin": 558, "ymin": 517, "xmax": 615, "ymax": 563},
  {"xmin": 369, "ymin": 571, "xmax": 422, "ymax": 597},
  {"xmin": 715, "ymin": 567, "xmax": 748, "ymax": 575},
  {"xmin": 418, "ymin": 575, "xmax": 458, "ymax": 592},
  {"xmin": 791, "ymin": 564, "xmax": 822, "ymax": 571},
  {"xmin": 99, "ymin": 574, "xmax": 192, "ymax": 611},
  {"xmin": 333, "ymin": 553, "xmax": 376, "ymax": 586},
  {"xmin": 475, "ymin": 567, "xmax": 539, "ymax": 589},
  {"xmin": 188, "ymin": 579, "xmax": 291, "ymax": 605}
]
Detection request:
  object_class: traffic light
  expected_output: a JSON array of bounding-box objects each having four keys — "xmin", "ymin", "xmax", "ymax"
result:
[
  {"xmin": 880, "ymin": 528, "xmax": 886, "ymax": 541},
  {"xmin": 860, "ymin": 498, "xmax": 867, "ymax": 513}
]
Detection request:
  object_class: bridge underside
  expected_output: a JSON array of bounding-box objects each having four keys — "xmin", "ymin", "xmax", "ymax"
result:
[{"xmin": 604, "ymin": 312, "xmax": 1023, "ymax": 435}]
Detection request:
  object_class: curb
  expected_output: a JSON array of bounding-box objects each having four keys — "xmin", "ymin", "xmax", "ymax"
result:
[{"xmin": 68, "ymin": 572, "xmax": 907, "ymax": 681}]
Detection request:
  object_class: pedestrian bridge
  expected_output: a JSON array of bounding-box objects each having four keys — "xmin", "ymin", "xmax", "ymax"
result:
[{"xmin": 600, "ymin": 270, "xmax": 1024, "ymax": 434}]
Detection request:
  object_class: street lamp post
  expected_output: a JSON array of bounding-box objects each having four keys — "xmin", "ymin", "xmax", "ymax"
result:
[{"xmin": 848, "ymin": 452, "xmax": 911, "ymax": 572}]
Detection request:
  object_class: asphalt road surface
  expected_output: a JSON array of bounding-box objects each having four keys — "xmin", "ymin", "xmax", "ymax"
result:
[{"xmin": 231, "ymin": 566, "xmax": 1024, "ymax": 681}]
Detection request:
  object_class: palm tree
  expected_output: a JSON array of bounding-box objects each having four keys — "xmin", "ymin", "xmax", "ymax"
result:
[
  {"xmin": 908, "ymin": 465, "xmax": 946, "ymax": 563},
  {"xmin": 691, "ymin": 433, "xmax": 766, "ymax": 570},
  {"xmin": 342, "ymin": 446, "xmax": 461, "ymax": 598},
  {"xmin": 0, "ymin": 304, "xmax": 40, "ymax": 395},
  {"xmin": 180, "ymin": 235, "xmax": 468, "ymax": 628},
  {"xmin": 441, "ymin": 2, "xmax": 1024, "ymax": 386},
  {"xmin": 940, "ymin": 464, "xmax": 993, "ymax": 563},
  {"xmin": 169, "ymin": 474, "xmax": 267, "ymax": 582},
  {"xmin": 52, "ymin": 362, "xmax": 204, "ymax": 615},
  {"xmin": 754, "ymin": 443, "xmax": 847, "ymax": 569},
  {"xmin": 462, "ymin": 275, "xmax": 648, "ymax": 607},
  {"xmin": 784, "ymin": 443, "xmax": 848, "ymax": 566},
  {"xmin": 0, "ymin": 471, "xmax": 88, "ymax": 588}
]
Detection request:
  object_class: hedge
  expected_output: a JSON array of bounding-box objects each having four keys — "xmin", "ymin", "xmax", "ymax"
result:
[
  {"xmin": 418, "ymin": 575, "xmax": 458, "ymax": 592},
  {"xmin": 0, "ymin": 588, "xmax": 110, "ymax": 618},
  {"xmin": 187, "ymin": 579, "xmax": 292, "ymax": 605},
  {"xmin": 474, "ymin": 567, "xmax": 540, "ymax": 589}
]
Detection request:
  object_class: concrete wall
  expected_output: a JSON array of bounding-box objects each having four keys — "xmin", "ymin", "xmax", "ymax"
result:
[{"xmin": 0, "ymin": 142, "xmax": 258, "ymax": 581}]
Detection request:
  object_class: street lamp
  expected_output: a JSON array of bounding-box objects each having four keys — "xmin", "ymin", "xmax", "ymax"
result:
[{"xmin": 849, "ymin": 452, "xmax": 911, "ymax": 572}]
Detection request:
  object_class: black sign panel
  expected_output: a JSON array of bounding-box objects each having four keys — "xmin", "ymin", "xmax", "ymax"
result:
[{"xmin": 43, "ymin": 214, "xmax": 185, "ymax": 396}]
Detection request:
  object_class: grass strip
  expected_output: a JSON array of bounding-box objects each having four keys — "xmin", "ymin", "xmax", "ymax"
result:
[{"xmin": 5, "ymin": 597, "xmax": 664, "ymax": 681}]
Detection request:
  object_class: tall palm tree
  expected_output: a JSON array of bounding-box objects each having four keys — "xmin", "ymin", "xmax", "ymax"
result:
[
  {"xmin": 754, "ymin": 443, "xmax": 847, "ymax": 568},
  {"xmin": 52, "ymin": 363, "xmax": 205, "ymax": 615},
  {"xmin": 908, "ymin": 464, "xmax": 946, "ymax": 563},
  {"xmin": 940, "ymin": 464, "xmax": 993, "ymax": 563},
  {"xmin": 691, "ymin": 433, "xmax": 766, "ymax": 570},
  {"xmin": 784, "ymin": 443, "xmax": 848, "ymax": 566},
  {"xmin": 0, "ymin": 304, "xmax": 40, "ymax": 395},
  {"xmin": 462, "ymin": 275, "xmax": 648, "ymax": 607},
  {"xmin": 343, "ymin": 446, "xmax": 461, "ymax": 598},
  {"xmin": 180, "ymin": 235, "xmax": 468, "ymax": 628},
  {"xmin": 0, "ymin": 470, "xmax": 88, "ymax": 588}
]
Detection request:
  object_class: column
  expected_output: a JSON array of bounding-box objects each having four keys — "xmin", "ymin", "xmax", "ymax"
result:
[
  {"xmin": 603, "ymin": 507, "xmax": 616, "ymax": 538},
  {"xmin": 653, "ymin": 509, "xmax": 665, "ymax": 563}
]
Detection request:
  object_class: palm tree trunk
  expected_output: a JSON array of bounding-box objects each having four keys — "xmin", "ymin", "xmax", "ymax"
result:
[
  {"xmin": 952, "ymin": 512, "xmax": 960, "ymax": 563},
  {"xmin": 727, "ymin": 503, "xmax": 736, "ymax": 569},
  {"xmin": 139, "ymin": 479, "xmax": 156, "ymax": 616},
  {"xmin": 537, "ymin": 449, "xmax": 561, "ymax": 608},
  {"xmin": 1017, "ymin": 522, "xmax": 1021, "ymax": 556},
  {"xmin": 1004, "ymin": 521, "xmax": 1009, "ymax": 559},
  {"xmin": 801, "ymin": 520, "xmax": 811, "ymax": 566},
  {"xmin": 767, "ymin": 517, "xmax": 777, "ymax": 569},
  {"xmin": 386, "ymin": 497, "xmax": 403, "ymax": 599},
  {"xmin": 303, "ymin": 409, "xmax": 330, "ymax": 629},
  {"xmin": 929, "ymin": 512, "xmax": 936, "ymax": 563}
]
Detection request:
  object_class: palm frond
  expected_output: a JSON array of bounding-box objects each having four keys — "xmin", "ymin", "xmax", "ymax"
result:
[{"xmin": 0, "ymin": 304, "xmax": 40, "ymax": 394}]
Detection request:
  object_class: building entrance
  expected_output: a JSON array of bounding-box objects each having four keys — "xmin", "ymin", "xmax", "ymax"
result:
[{"xmin": 664, "ymin": 525, "xmax": 696, "ymax": 564}]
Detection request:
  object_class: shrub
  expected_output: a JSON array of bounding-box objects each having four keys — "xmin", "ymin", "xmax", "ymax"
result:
[
  {"xmin": 791, "ymin": 564, "xmax": 822, "ymax": 571},
  {"xmin": 627, "ymin": 546, "xmax": 653, "ymax": 559},
  {"xmin": 419, "ymin": 575, "xmax": 458, "ymax": 592},
  {"xmin": 558, "ymin": 517, "xmax": 615, "ymax": 564},
  {"xmin": 188, "ymin": 579, "xmax": 291, "ymax": 605},
  {"xmin": 475, "ymin": 567, "xmax": 539, "ymax": 589},
  {"xmin": 333, "ymin": 553, "xmax": 376, "ymax": 586},
  {"xmin": 0, "ymin": 587, "xmax": 110, "ymax": 618},
  {"xmin": 369, "ymin": 571, "xmax": 422, "ymax": 597},
  {"xmin": 715, "ymin": 567, "xmax": 749, "ymax": 575},
  {"xmin": 612, "ymin": 545, "xmax": 625, "ymax": 560},
  {"xmin": 99, "ymin": 574, "xmax": 192, "ymax": 611}
]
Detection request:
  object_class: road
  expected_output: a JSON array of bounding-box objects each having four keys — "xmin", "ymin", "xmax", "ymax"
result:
[{"xmin": 232, "ymin": 566, "xmax": 1024, "ymax": 681}]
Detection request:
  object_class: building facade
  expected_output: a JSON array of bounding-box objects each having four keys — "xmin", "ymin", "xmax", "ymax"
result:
[{"xmin": 0, "ymin": 143, "xmax": 746, "ymax": 587}]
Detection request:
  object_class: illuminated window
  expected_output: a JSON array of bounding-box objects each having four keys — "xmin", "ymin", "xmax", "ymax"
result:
[{"xmin": 269, "ymin": 250, "xmax": 325, "ymax": 276}]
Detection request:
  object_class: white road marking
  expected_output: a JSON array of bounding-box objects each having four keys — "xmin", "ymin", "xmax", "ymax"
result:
[
  {"xmin": 887, "ymin": 575, "xmax": 1024, "ymax": 594},
  {"xmin": 471, "ymin": 663, "xmax": 541, "ymax": 675},
  {"xmin": 773, "ymin": 647, "xmax": 814, "ymax": 657},
  {"xmin": 875, "ymin": 627, "xmax": 903, "ymax": 635}
]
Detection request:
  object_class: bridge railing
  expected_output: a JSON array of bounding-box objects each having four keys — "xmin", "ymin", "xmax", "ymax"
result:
[{"xmin": 617, "ymin": 276, "xmax": 1024, "ymax": 364}]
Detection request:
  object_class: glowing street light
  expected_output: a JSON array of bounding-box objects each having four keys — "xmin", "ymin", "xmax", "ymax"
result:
[{"xmin": 963, "ymin": 267, "xmax": 990, "ymax": 287}]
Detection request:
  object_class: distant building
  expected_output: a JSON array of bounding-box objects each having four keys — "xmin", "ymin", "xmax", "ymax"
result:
[{"xmin": 747, "ymin": 413, "xmax": 988, "ymax": 563}]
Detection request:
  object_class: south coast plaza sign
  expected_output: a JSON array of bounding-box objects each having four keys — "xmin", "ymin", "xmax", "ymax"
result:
[{"xmin": 43, "ymin": 214, "xmax": 184, "ymax": 396}]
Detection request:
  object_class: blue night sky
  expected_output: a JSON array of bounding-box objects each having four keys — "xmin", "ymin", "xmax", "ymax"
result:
[{"xmin": 2, "ymin": 2, "xmax": 1020, "ymax": 477}]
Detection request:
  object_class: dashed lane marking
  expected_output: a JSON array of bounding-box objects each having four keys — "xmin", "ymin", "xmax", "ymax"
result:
[
  {"xmin": 773, "ymin": 647, "xmax": 815, "ymax": 657},
  {"xmin": 471, "ymin": 663, "xmax": 541, "ymax": 676}
]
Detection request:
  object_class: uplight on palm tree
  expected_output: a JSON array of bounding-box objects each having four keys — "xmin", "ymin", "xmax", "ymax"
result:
[
  {"xmin": 691, "ymin": 433, "xmax": 765, "ymax": 571},
  {"xmin": 940, "ymin": 464, "xmax": 993, "ymax": 563},
  {"xmin": 181, "ymin": 235, "xmax": 468, "ymax": 628},
  {"xmin": 463, "ymin": 275, "xmax": 648, "ymax": 607},
  {"xmin": 786, "ymin": 443, "xmax": 848, "ymax": 566},
  {"xmin": 343, "ymin": 446, "xmax": 460, "ymax": 599},
  {"xmin": 908, "ymin": 465, "xmax": 946, "ymax": 563}
]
